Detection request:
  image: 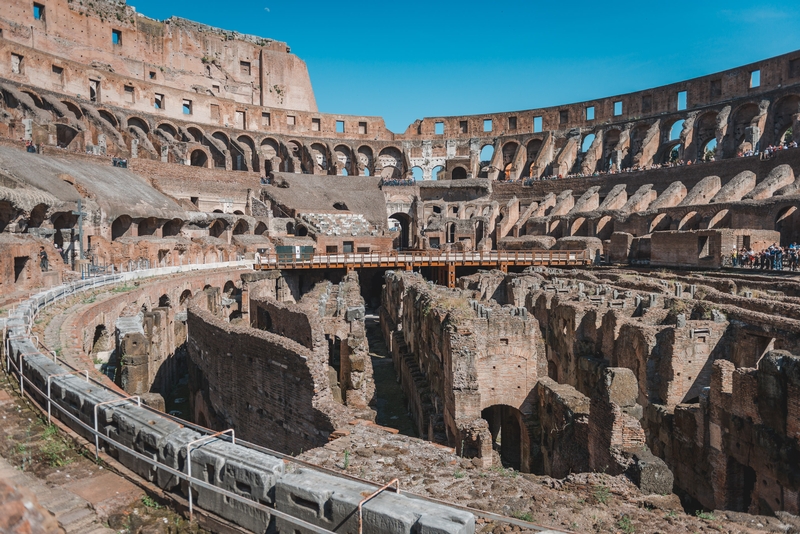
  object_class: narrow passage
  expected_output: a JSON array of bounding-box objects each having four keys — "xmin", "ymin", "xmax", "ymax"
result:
[{"xmin": 364, "ymin": 312, "xmax": 417, "ymax": 437}]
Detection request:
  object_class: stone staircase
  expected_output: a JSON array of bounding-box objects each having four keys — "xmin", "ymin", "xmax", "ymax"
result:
[{"xmin": 0, "ymin": 458, "xmax": 115, "ymax": 534}]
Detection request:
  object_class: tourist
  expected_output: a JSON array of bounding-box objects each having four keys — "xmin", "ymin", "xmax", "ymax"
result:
[{"xmin": 39, "ymin": 246, "xmax": 49, "ymax": 272}]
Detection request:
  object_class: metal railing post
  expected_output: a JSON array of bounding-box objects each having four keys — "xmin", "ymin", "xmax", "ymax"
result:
[{"xmin": 94, "ymin": 396, "xmax": 141, "ymax": 459}]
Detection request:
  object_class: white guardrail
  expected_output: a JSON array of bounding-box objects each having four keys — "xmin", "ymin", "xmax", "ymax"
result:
[{"xmin": 1, "ymin": 260, "xmax": 557, "ymax": 534}]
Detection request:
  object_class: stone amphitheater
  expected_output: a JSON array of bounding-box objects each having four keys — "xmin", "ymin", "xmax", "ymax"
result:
[{"xmin": 1, "ymin": 0, "xmax": 800, "ymax": 533}]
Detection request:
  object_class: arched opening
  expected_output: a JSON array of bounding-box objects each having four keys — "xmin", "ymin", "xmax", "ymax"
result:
[
  {"xmin": 190, "ymin": 149, "xmax": 208, "ymax": 167},
  {"xmin": 701, "ymin": 138, "xmax": 718, "ymax": 161},
  {"xmin": 649, "ymin": 213, "xmax": 672, "ymax": 233},
  {"xmin": 237, "ymin": 135, "xmax": 258, "ymax": 172},
  {"xmin": 678, "ymin": 211, "xmax": 701, "ymax": 231},
  {"xmin": 98, "ymin": 110, "xmax": 118, "ymax": 128},
  {"xmin": 179, "ymin": 289, "xmax": 193, "ymax": 305},
  {"xmin": 595, "ymin": 215, "xmax": 614, "ymax": 240},
  {"xmin": 286, "ymin": 140, "xmax": 306, "ymax": 173},
  {"xmin": 162, "ymin": 218, "xmax": 182, "ymax": 237},
  {"xmin": 581, "ymin": 133, "xmax": 596, "ymax": 153},
  {"xmin": 770, "ymin": 95, "xmax": 800, "ymax": 146},
  {"xmin": 731, "ymin": 104, "xmax": 760, "ymax": 151},
  {"xmin": 334, "ymin": 145, "xmax": 352, "ymax": 175},
  {"xmin": 570, "ymin": 217, "xmax": 588, "ymax": 237},
  {"xmin": 296, "ymin": 225, "xmax": 308, "ymax": 237},
  {"xmin": 187, "ymin": 126, "xmax": 204, "ymax": 143},
  {"xmin": 310, "ymin": 142, "xmax": 328, "ymax": 173},
  {"xmin": 707, "ymin": 209, "xmax": 731, "ymax": 229},
  {"xmin": 137, "ymin": 217, "xmax": 158, "ymax": 236},
  {"xmin": 664, "ymin": 143, "xmax": 683, "ymax": 164},
  {"xmin": 776, "ymin": 206, "xmax": 799, "ymax": 244},
  {"xmin": 478, "ymin": 145, "xmax": 495, "ymax": 177},
  {"xmin": 127, "ymin": 116, "xmax": 150, "ymax": 134},
  {"xmin": 157, "ymin": 122, "xmax": 178, "ymax": 138},
  {"xmin": 411, "ymin": 166, "xmax": 423, "ymax": 181},
  {"xmin": 389, "ymin": 212, "xmax": 411, "ymax": 249},
  {"xmin": 61, "ymin": 101, "xmax": 83, "ymax": 120},
  {"xmin": 447, "ymin": 223, "xmax": 455, "ymax": 244},
  {"xmin": 232, "ymin": 220, "xmax": 249, "ymax": 235},
  {"xmin": 481, "ymin": 405, "xmax": 527, "ymax": 471},
  {"xmin": 603, "ymin": 129, "xmax": 621, "ymax": 171},
  {"xmin": 210, "ymin": 132, "xmax": 229, "ymax": 169},
  {"xmin": 521, "ymin": 139, "xmax": 543, "ymax": 178},
  {"xmin": 112, "ymin": 215, "xmax": 132, "ymax": 240},
  {"xmin": 431, "ymin": 165, "xmax": 444, "ymax": 181},
  {"xmin": 357, "ymin": 146, "xmax": 373, "ymax": 176},
  {"xmin": 669, "ymin": 120, "xmax": 685, "ymax": 141},
  {"xmin": 55, "ymin": 124, "xmax": 78, "ymax": 148},
  {"xmin": 254, "ymin": 221, "xmax": 268, "ymax": 235},
  {"xmin": 27, "ymin": 204, "xmax": 48, "ymax": 229},
  {"xmin": 208, "ymin": 219, "xmax": 228, "ymax": 238},
  {"xmin": 475, "ymin": 220, "xmax": 485, "ymax": 244},
  {"xmin": 91, "ymin": 324, "xmax": 110, "ymax": 357},
  {"xmin": 452, "ymin": 167, "xmax": 467, "ymax": 180},
  {"xmin": 158, "ymin": 294, "xmax": 171, "ymax": 308}
]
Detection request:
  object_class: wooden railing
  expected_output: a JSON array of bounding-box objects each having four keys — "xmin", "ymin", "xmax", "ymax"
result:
[{"xmin": 253, "ymin": 249, "xmax": 590, "ymax": 270}]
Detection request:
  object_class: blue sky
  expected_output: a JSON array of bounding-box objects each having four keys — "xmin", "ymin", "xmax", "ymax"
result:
[{"xmin": 129, "ymin": 0, "xmax": 800, "ymax": 133}]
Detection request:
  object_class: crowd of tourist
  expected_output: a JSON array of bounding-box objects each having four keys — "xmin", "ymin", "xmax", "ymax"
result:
[
  {"xmin": 380, "ymin": 177, "xmax": 416, "ymax": 187},
  {"xmin": 732, "ymin": 243, "xmax": 799, "ymax": 271}
]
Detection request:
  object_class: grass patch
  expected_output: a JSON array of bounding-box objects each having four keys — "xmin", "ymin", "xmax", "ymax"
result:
[
  {"xmin": 618, "ymin": 515, "xmax": 634, "ymax": 533},
  {"xmin": 453, "ymin": 469, "xmax": 465, "ymax": 479},
  {"xmin": 695, "ymin": 510, "xmax": 715, "ymax": 521},
  {"xmin": 141, "ymin": 495, "xmax": 161, "ymax": 509},
  {"xmin": 593, "ymin": 484, "xmax": 610, "ymax": 505},
  {"xmin": 513, "ymin": 511, "xmax": 533, "ymax": 522}
]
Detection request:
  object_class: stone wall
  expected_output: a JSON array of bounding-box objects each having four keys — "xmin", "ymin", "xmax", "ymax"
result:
[{"xmin": 187, "ymin": 305, "xmax": 351, "ymax": 455}]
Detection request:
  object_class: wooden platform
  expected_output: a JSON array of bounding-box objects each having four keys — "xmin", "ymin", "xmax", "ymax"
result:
[{"xmin": 253, "ymin": 250, "xmax": 590, "ymax": 287}]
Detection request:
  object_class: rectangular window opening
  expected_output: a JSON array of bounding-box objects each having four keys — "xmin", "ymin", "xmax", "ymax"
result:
[
  {"xmin": 336, "ymin": 120, "xmax": 344, "ymax": 133},
  {"xmin": 559, "ymin": 110, "xmax": 568, "ymax": 124},
  {"xmin": 459, "ymin": 120, "xmax": 468, "ymax": 134},
  {"xmin": 750, "ymin": 69, "xmax": 761, "ymax": 88},
  {"xmin": 358, "ymin": 121, "xmax": 367, "ymax": 134},
  {"xmin": 112, "ymin": 29, "xmax": 122, "ymax": 46},
  {"xmin": 236, "ymin": 110, "xmax": 246, "ymax": 130},
  {"xmin": 710, "ymin": 79, "xmax": 722, "ymax": 98},
  {"xmin": 677, "ymin": 91, "xmax": 687, "ymax": 111},
  {"xmin": 124, "ymin": 85, "xmax": 134, "ymax": 103},
  {"xmin": 287, "ymin": 115, "xmax": 296, "ymax": 126},
  {"xmin": 586, "ymin": 106, "xmax": 595, "ymax": 121},
  {"xmin": 790, "ymin": 58, "xmax": 800, "ymax": 79},
  {"xmin": 262, "ymin": 112, "xmax": 271, "ymax": 127},
  {"xmin": 435, "ymin": 121, "xmax": 444, "ymax": 135},
  {"xmin": 613, "ymin": 101, "xmax": 623, "ymax": 116},
  {"xmin": 149, "ymin": 71, "xmax": 156, "ymax": 80},
  {"xmin": 154, "ymin": 93, "xmax": 164, "ymax": 110},
  {"xmin": 33, "ymin": 3, "xmax": 44, "ymax": 20},
  {"xmin": 11, "ymin": 54, "xmax": 23, "ymax": 75},
  {"xmin": 52, "ymin": 65, "xmax": 63, "ymax": 77},
  {"xmin": 483, "ymin": 119, "xmax": 492, "ymax": 132},
  {"xmin": 212, "ymin": 84, "xmax": 220, "ymax": 93},
  {"xmin": 508, "ymin": 116, "xmax": 517, "ymax": 130},
  {"xmin": 312, "ymin": 118, "xmax": 321, "ymax": 131},
  {"xmin": 533, "ymin": 116, "xmax": 542, "ymax": 133},
  {"xmin": 182, "ymin": 99, "xmax": 192, "ymax": 115},
  {"xmin": 210, "ymin": 104, "xmax": 220, "ymax": 121},
  {"xmin": 240, "ymin": 61, "xmax": 251, "ymax": 76}
]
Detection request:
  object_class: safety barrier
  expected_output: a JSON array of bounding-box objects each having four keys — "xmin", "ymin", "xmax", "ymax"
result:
[{"xmin": 1, "ymin": 261, "xmax": 560, "ymax": 533}]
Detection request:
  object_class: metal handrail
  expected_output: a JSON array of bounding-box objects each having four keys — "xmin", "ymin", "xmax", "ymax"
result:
[
  {"xmin": 358, "ymin": 478, "xmax": 400, "ymax": 534},
  {"xmin": 2, "ymin": 354, "xmax": 335, "ymax": 534},
  {"xmin": 2, "ymin": 258, "xmax": 565, "ymax": 533}
]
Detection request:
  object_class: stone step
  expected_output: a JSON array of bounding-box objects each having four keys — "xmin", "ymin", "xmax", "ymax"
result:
[{"xmin": 56, "ymin": 505, "xmax": 95, "ymax": 532}]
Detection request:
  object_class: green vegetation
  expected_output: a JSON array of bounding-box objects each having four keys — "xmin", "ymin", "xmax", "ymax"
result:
[
  {"xmin": 593, "ymin": 484, "xmax": 610, "ymax": 505},
  {"xmin": 453, "ymin": 469, "xmax": 465, "ymax": 479},
  {"xmin": 513, "ymin": 511, "xmax": 534, "ymax": 522},
  {"xmin": 342, "ymin": 449, "xmax": 350, "ymax": 469},
  {"xmin": 141, "ymin": 495, "xmax": 161, "ymax": 509},
  {"xmin": 618, "ymin": 515, "xmax": 635, "ymax": 533},
  {"xmin": 695, "ymin": 510, "xmax": 715, "ymax": 521}
]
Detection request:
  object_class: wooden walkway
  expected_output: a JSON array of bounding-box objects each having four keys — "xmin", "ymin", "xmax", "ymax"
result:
[{"xmin": 253, "ymin": 250, "xmax": 590, "ymax": 287}]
